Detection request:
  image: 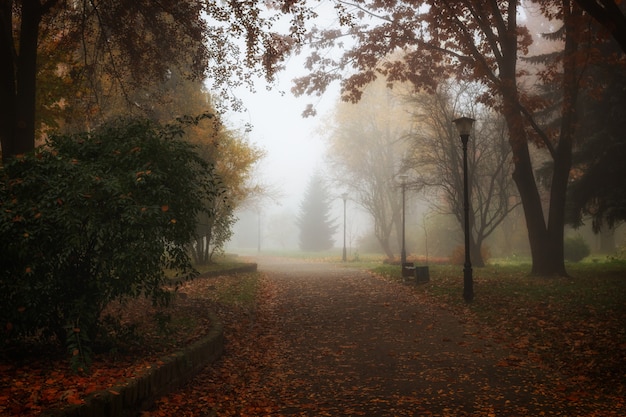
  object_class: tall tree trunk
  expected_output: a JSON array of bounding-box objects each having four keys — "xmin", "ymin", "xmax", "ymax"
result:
[
  {"xmin": 502, "ymin": 1, "xmax": 553, "ymax": 275},
  {"xmin": 1, "ymin": 1, "xmax": 58, "ymax": 161},
  {"xmin": 507, "ymin": 113, "xmax": 567, "ymax": 276},
  {"xmin": 544, "ymin": 0, "xmax": 581, "ymax": 277},
  {"xmin": 495, "ymin": 0, "xmax": 574, "ymax": 276},
  {"xmin": 204, "ymin": 230, "xmax": 212, "ymax": 264},
  {"xmin": 378, "ymin": 236, "xmax": 395, "ymax": 260},
  {"xmin": 373, "ymin": 212, "xmax": 395, "ymax": 259},
  {"xmin": 0, "ymin": 1, "xmax": 17, "ymax": 161},
  {"xmin": 14, "ymin": 0, "xmax": 41, "ymax": 157}
]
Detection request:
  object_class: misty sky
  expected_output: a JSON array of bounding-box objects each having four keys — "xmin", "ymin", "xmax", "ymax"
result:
[{"xmin": 229, "ymin": 68, "xmax": 339, "ymax": 213}]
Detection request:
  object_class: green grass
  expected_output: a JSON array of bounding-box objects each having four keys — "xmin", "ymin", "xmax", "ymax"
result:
[
  {"xmin": 212, "ymin": 273, "xmax": 259, "ymax": 307},
  {"xmin": 371, "ymin": 261, "xmax": 626, "ymax": 312},
  {"xmin": 189, "ymin": 255, "xmax": 261, "ymax": 308},
  {"xmin": 232, "ymin": 248, "xmax": 387, "ymax": 263}
]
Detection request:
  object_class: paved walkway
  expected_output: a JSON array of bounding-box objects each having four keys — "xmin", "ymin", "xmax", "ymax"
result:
[{"xmin": 255, "ymin": 258, "xmax": 571, "ymax": 416}]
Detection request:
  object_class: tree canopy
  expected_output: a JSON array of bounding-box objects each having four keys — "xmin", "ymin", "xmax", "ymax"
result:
[
  {"xmin": 566, "ymin": 38, "xmax": 626, "ymax": 231},
  {"xmin": 289, "ymin": 0, "xmax": 622, "ymax": 275},
  {"xmin": 0, "ymin": 0, "xmax": 294, "ymax": 161},
  {"xmin": 404, "ymin": 81, "xmax": 519, "ymax": 266},
  {"xmin": 573, "ymin": 0, "xmax": 626, "ymax": 53},
  {"xmin": 325, "ymin": 78, "xmax": 411, "ymax": 259}
]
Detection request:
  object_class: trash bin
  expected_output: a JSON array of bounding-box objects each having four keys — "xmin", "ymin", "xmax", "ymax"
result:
[
  {"xmin": 415, "ymin": 266, "xmax": 430, "ymax": 283},
  {"xmin": 402, "ymin": 262, "xmax": 415, "ymax": 277}
]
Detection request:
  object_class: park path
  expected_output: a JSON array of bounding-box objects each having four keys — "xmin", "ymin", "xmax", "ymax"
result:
[
  {"xmin": 145, "ymin": 257, "xmax": 587, "ymax": 416},
  {"xmin": 251, "ymin": 257, "xmax": 566, "ymax": 416}
]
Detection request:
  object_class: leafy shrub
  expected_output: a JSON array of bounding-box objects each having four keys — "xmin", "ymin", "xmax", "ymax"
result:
[
  {"xmin": 0, "ymin": 117, "xmax": 219, "ymax": 359},
  {"xmin": 564, "ymin": 235, "xmax": 591, "ymax": 262}
]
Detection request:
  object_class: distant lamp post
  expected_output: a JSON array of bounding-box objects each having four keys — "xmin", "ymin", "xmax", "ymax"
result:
[
  {"xmin": 453, "ymin": 116, "xmax": 475, "ymax": 302},
  {"xmin": 400, "ymin": 174, "xmax": 408, "ymax": 268},
  {"xmin": 341, "ymin": 193, "xmax": 348, "ymax": 262},
  {"xmin": 257, "ymin": 209, "xmax": 261, "ymax": 253}
]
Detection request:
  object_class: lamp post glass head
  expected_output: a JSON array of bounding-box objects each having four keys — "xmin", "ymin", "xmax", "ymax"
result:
[
  {"xmin": 453, "ymin": 117, "xmax": 475, "ymax": 136},
  {"xmin": 341, "ymin": 192, "xmax": 348, "ymax": 202},
  {"xmin": 400, "ymin": 174, "xmax": 408, "ymax": 184}
]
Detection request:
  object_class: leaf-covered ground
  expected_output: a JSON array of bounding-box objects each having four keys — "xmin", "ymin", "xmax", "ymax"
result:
[
  {"xmin": 142, "ymin": 259, "xmax": 624, "ymax": 416},
  {"xmin": 0, "ymin": 279, "xmax": 217, "ymax": 416},
  {"xmin": 417, "ymin": 263, "xmax": 626, "ymax": 401},
  {"xmin": 2, "ymin": 259, "xmax": 624, "ymax": 416}
]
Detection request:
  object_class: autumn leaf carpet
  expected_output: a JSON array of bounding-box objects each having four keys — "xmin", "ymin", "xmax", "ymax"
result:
[{"xmin": 143, "ymin": 258, "xmax": 622, "ymax": 416}]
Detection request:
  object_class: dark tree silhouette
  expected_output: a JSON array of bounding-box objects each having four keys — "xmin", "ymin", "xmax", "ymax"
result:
[
  {"xmin": 567, "ymin": 49, "xmax": 626, "ymax": 231},
  {"xmin": 574, "ymin": 0, "xmax": 626, "ymax": 53},
  {"xmin": 297, "ymin": 173, "xmax": 338, "ymax": 252}
]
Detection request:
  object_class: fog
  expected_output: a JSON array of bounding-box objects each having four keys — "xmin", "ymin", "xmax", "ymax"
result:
[
  {"xmin": 225, "ymin": 65, "xmax": 354, "ymax": 253},
  {"xmin": 222, "ymin": 5, "xmax": 626, "ymax": 259},
  {"xmin": 230, "ymin": 78, "xmax": 333, "ymax": 211}
]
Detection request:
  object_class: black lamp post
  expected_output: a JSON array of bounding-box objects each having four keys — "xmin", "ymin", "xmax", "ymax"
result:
[
  {"xmin": 341, "ymin": 192, "xmax": 348, "ymax": 262},
  {"xmin": 400, "ymin": 174, "xmax": 408, "ymax": 267},
  {"xmin": 453, "ymin": 116, "xmax": 475, "ymax": 302}
]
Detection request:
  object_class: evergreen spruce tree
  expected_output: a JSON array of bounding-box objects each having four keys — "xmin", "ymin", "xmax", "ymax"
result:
[{"xmin": 297, "ymin": 174, "xmax": 338, "ymax": 251}]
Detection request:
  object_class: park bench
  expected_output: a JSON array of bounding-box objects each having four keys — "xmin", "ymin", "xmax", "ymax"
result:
[{"xmin": 402, "ymin": 262, "xmax": 430, "ymax": 283}]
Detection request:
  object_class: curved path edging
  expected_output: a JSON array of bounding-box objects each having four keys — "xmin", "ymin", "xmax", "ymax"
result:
[
  {"xmin": 41, "ymin": 263, "xmax": 258, "ymax": 417},
  {"xmin": 42, "ymin": 314, "xmax": 224, "ymax": 417},
  {"xmin": 196, "ymin": 262, "xmax": 257, "ymax": 278}
]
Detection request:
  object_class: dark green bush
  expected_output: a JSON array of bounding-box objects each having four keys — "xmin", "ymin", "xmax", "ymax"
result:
[
  {"xmin": 0, "ymin": 117, "xmax": 219, "ymax": 357},
  {"xmin": 564, "ymin": 235, "xmax": 591, "ymax": 262}
]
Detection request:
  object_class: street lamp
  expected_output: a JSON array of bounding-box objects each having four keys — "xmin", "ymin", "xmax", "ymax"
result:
[
  {"xmin": 453, "ymin": 116, "xmax": 475, "ymax": 302},
  {"xmin": 341, "ymin": 193, "xmax": 348, "ymax": 262},
  {"xmin": 400, "ymin": 174, "xmax": 408, "ymax": 268}
]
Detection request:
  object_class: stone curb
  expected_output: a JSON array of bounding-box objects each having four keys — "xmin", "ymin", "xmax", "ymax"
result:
[
  {"xmin": 41, "ymin": 263, "xmax": 259, "ymax": 417},
  {"xmin": 41, "ymin": 312, "xmax": 224, "ymax": 417},
  {"xmin": 196, "ymin": 262, "xmax": 257, "ymax": 278}
]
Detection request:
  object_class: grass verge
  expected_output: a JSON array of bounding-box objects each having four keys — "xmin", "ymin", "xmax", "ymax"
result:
[{"xmin": 371, "ymin": 260, "xmax": 626, "ymax": 395}]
